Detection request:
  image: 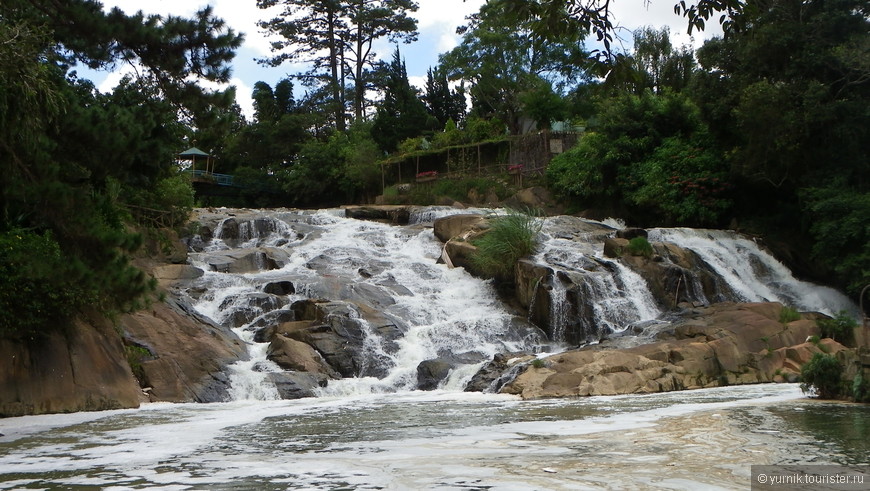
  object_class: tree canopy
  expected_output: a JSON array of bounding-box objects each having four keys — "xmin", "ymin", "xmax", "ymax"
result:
[{"xmin": 0, "ymin": 0, "xmax": 241, "ymax": 338}]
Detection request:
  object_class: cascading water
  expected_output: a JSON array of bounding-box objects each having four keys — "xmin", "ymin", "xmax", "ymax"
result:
[
  {"xmin": 184, "ymin": 208, "xmax": 547, "ymax": 399},
  {"xmin": 181, "ymin": 209, "xmax": 858, "ymax": 401},
  {"xmin": 649, "ymin": 228, "xmax": 858, "ymax": 316},
  {"xmin": 532, "ymin": 216, "xmax": 662, "ymax": 344}
]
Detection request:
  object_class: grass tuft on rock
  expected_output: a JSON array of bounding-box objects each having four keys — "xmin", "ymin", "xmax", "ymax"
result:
[{"xmin": 471, "ymin": 209, "xmax": 542, "ymax": 280}]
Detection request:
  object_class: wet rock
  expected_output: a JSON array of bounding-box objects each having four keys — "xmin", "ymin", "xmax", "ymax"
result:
[
  {"xmin": 204, "ymin": 248, "xmax": 289, "ymax": 273},
  {"xmin": 263, "ymin": 281, "xmax": 295, "ymax": 296},
  {"xmin": 120, "ymin": 295, "xmax": 247, "ymax": 403},
  {"xmin": 433, "ymin": 214, "xmax": 487, "ymax": 243},
  {"xmin": 616, "ymin": 228, "xmax": 648, "ymax": 240},
  {"xmin": 247, "ymin": 309, "xmax": 296, "ymax": 337},
  {"xmin": 151, "ymin": 265, "xmax": 204, "ymax": 287},
  {"xmin": 443, "ymin": 240, "xmax": 477, "ymax": 271},
  {"xmin": 417, "ymin": 359, "xmax": 453, "ymax": 390},
  {"xmin": 285, "ymin": 301, "xmax": 402, "ymax": 378},
  {"xmin": 267, "ymin": 334, "xmax": 340, "ymax": 378},
  {"xmin": 416, "ymin": 352, "xmax": 489, "ymax": 390},
  {"xmin": 219, "ymin": 293, "xmax": 284, "ymax": 328},
  {"xmin": 603, "ymin": 237, "xmax": 629, "ymax": 258},
  {"xmin": 344, "ymin": 205, "xmax": 412, "ymax": 224},
  {"xmin": 267, "ymin": 372, "xmax": 328, "ymax": 399},
  {"xmin": 465, "ymin": 352, "xmax": 537, "ymax": 393},
  {"xmin": 0, "ymin": 311, "xmax": 142, "ymax": 417},
  {"xmin": 501, "ymin": 302, "xmax": 845, "ymax": 399}
]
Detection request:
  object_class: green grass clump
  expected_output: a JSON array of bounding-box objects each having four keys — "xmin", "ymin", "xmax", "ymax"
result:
[
  {"xmin": 471, "ymin": 210, "xmax": 542, "ymax": 280},
  {"xmin": 627, "ymin": 236, "xmax": 654, "ymax": 258},
  {"xmin": 779, "ymin": 305, "xmax": 801, "ymax": 324}
]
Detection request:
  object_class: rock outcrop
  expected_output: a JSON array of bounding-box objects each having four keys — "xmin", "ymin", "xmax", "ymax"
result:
[
  {"xmin": 499, "ymin": 302, "xmax": 850, "ymax": 399},
  {"xmin": 120, "ymin": 295, "xmax": 247, "ymax": 403},
  {"xmin": 0, "ymin": 311, "xmax": 142, "ymax": 417}
]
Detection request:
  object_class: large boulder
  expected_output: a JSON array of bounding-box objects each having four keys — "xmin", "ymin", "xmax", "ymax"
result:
[
  {"xmin": 494, "ymin": 302, "xmax": 847, "ymax": 399},
  {"xmin": 464, "ymin": 352, "xmax": 537, "ymax": 393},
  {"xmin": 202, "ymin": 248, "xmax": 290, "ymax": 273},
  {"xmin": 120, "ymin": 295, "xmax": 247, "ymax": 403},
  {"xmin": 267, "ymin": 333, "xmax": 340, "ymax": 379},
  {"xmin": 416, "ymin": 359, "xmax": 454, "ymax": 390},
  {"xmin": 0, "ymin": 311, "xmax": 142, "ymax": 417},
  {"xmin": 343, "ymin": 205, "xmax": 413, "ymax": 224},
  {"xmin": 267, "ymin": 371, "xmax": 329, "ymax": 399},
  {"xmin": 433, "ymin": 214, "xmax": 487, "ymax": 243},
  {"xmin": 285, "ymin": 300, "xmax": 403, "ymax": 378}
]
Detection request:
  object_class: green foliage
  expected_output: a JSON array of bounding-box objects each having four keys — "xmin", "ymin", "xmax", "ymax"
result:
[
  {"xmin": 424, "ymin": 67, "xmax": 466, "ymax": 128},
  {"xmin": 439, "ymin": 0, "xmax": 587, "ymax": 134},
  {"xmin": 0, "ymin": 230, "xmax": 90, "ymax": 340},
  {"xmin": 627, "ymin": 237, "xmax": 654, "ymax": 258},
  {"xmin": 852, "ymin": 372, "xmax": 869, "ymax": 403},
  {"xmin": 547, "ymin": 91, "xmax": 730, "ymax": 226},
  {"xmin": 801, "ymin": 185, "xmax": 870, "ymax": 296},
  {"xmin": 623, "ymin": 135, "xmax": 731, "ymax": 225},
  {"xmin": 464, "ymin": 117, "xmax": 506, "ymax": 142},
  {"xmin": 471, "ymin": 210, "xmax": 542, "ymax": 280},
  {"xmin": 546, "ymin": 132, "xmax": 611, "ymax": 201},
  {"xmin": 800, "ymin": 353, "xmax": 843, "ymax": 399},
  {"xmin": 371, "ymin": 48, "xmax": 431, "ymax": 153},
  {"xmin": 817, "ymin": 311, "xmax": 858, "ymax": 345},
  {"xmin": 431, "ymin": 119, "xmax": 465, "ymax": 148},
  {"xmin": 257, "ymin": 0, "xmax": 419, "ymax": 128},
  {"xmin": 125, "ymin": 344, "xmax": 153, "ymax": 386},
  {"xmin": 530, "ymin": 358, "xmax": 546, "ymax": 369},
  {"xmin": 779, "ymin": 306, "xmax": 801, "ymax": 324},
  {"xmin": 0, "ymin": 1, "xmax": 239, "ymax": 337},
  {"xmin": 403, "ymin": 177, "xmax": 511, "ymax": 205}
]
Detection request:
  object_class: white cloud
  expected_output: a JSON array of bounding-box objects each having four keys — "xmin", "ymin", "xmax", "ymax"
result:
[
  {"xmin": 416, "ymin": 0, "xmax": 484, "ymax": 29},
  {"xmin": 229, "ymin": 77, "xmax": 255, "ymax": 120},
  {"xmin": 408, "ymin": 75, "xmax": 427, "ymax": 92}
]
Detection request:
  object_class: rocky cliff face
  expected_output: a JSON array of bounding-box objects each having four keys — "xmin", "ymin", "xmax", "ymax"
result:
[
  {"xmin": 119, "ymin": 295, "xmax": 247, "ymax": 403},
  {"xmin": 0, "ymin": 311, "xmax": 141, "ymax": 417},
  {"xmin": 0, "ymin": 228, "xmax": 249, "ymax": 416},
  {"xmin": 501, "ymin": 302, "xmax": 838, "ymax": 398}
]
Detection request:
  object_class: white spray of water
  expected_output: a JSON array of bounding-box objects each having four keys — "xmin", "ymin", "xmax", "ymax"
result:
[{"xmin": 649, "ymin": 228, "xmax": 858, "ymax": 316}]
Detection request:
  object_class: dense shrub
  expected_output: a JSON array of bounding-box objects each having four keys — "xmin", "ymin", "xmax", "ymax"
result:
[
  {"xmin": 800, "ymin": 353, "xmax": 843, "ymax": 399},
  {"xmin": 0, "ymin": 229, "xmax": 95, "ymax": 340},
  {"xmin": 817, "ymin": 311, "xmax": 858, "ymax": 345}
]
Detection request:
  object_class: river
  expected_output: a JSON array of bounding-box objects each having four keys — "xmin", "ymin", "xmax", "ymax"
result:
[
  {"xmin": 1, "ymin": 207, "xmax": 866, "ymax": 489},
  {"xmin": 1, "ymin": 384, "xmax": 868, "ymax": 489}
]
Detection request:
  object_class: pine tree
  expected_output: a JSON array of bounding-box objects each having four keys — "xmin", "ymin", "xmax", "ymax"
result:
[{"xmin": 371, "ymin": 48, "xmax": 429, "ymax": 152}]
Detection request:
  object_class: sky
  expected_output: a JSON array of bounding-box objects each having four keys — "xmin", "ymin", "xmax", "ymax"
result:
[{"xmin": 90, "ymin": 0, "xmax": 721, "ymax": 118}]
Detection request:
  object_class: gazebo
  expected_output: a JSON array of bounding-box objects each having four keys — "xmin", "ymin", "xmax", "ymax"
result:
[{"xmin": 178, "ymin": 146, "xmax": 214, "ymax": 176}]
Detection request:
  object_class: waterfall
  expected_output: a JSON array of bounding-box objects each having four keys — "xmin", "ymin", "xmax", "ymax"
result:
[
  {"xmin": 185, "ymin": 208, "xmax": 547, "ymax": 399},
  {"xmin": 649, "ymin": 228, "xmax": 858, "ymax": 316},
  {"xmin": 532, "ymin": 217, "xmax": 663, "ymax": 343},
  {"xmin": 408, "ymin": 206, "xmax": 486, "ymax": 225},
  {"xmin": 182, "ymin": 209, "xmax": 857, "ymax": 401}
]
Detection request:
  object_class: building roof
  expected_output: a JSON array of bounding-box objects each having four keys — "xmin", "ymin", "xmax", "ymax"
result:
[{"xmin": 179, "ymin": 147, "xmax": 210, "ymax": 157}]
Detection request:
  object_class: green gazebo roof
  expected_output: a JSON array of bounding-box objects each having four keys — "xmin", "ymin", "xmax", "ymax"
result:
[{"xmin": 179, "ymin": 146, "xmax": 210, "ymax": 157}]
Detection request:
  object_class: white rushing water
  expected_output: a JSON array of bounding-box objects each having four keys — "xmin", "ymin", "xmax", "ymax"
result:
[
  {"xmin": 186, "ymin": 208, "xmax": 546, "ymax": 398},
  {"xmin": 533, "ymin": 216, "xmax": 662, "ymax": 343},
  {"xmin": 649, "ymin": 228, "xmax": 858, "ymax": 316},
  {"xmin": 6, "ymin": 384, "xmax": 865, "ymax": 490},
  {"xmin": 181, "ymin": 209, "xmax": 860, "ymax": 399}
]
